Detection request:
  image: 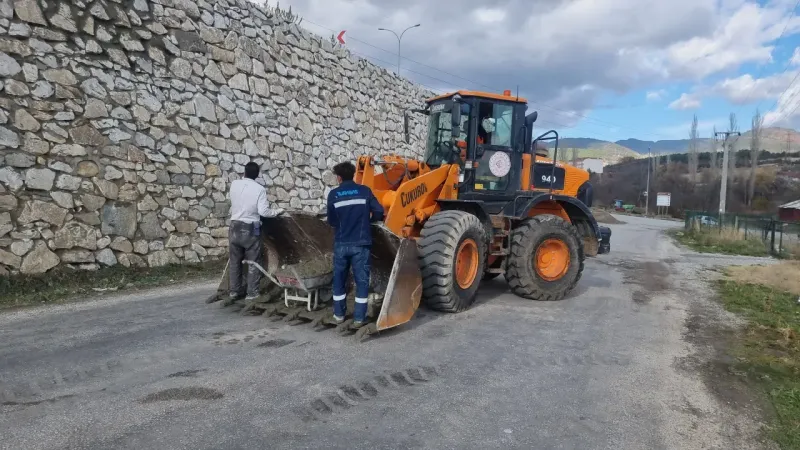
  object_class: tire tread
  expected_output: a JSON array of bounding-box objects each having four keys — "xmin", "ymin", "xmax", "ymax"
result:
[
  {"xmin": 506, "ymin": 215, "xmax": 585, "ymax": 301},
  {"xmin": 418, "ymin": 210, "xmax": 487, "ymax": 312}
]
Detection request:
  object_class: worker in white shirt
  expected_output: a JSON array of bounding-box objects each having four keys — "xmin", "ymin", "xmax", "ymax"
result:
[{"xmin": 227, "ymin": 162, "xmax": 284, "ymax": 303}]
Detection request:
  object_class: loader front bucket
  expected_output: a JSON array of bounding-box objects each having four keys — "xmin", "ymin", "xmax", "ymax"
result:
[
  {"xmin": 206, "ymin": 212, "xmax": 334, "ymax": 302},
  {"xmin": 207, "ymin": 212, "xmax": 423, "ymax": 334},
  {"xmin": 368, "ymin": 224, "xmax": 423, "ymax": 331}
]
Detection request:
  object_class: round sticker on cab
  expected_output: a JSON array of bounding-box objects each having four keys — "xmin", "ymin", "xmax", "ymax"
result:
[{"xmin": 488, "ymin": 151, "xmax": 511, "ymax": 177}]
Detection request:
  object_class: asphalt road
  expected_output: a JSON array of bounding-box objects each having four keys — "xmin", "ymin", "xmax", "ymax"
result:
[{"xmin": 0, "ymin": 215, "xmax": 774, "ymax": 450}]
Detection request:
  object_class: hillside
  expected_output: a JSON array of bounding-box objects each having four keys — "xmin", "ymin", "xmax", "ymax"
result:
[
  {"xmin": 615, "ymin": 138, "xmax": 709, "ymax": 154},
  {"xmin": 615, "ymin": 127, "xmax": 800, "ymax": 154},
  {"xmin": 731, "ymin": 127, "xmax": 800, "ymax": 153},
  {"xmin": 543, "ymin": 138, "xmax": 642, "ymax": 164},
  {"xmin": 596, "ymin": 145, "xmax": 800, "ymax": 216},
  {"xmin": 538, "ymin": 127, "xmax": 800, "ymax": 165}
]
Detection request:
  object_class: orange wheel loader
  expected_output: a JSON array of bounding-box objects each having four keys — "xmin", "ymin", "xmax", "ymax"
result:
[{"xmin": 206, "ymin": 90, "xmax": 611, "ymax": 340}]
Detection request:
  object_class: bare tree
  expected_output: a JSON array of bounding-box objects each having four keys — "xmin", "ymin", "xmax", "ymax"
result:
[
  {"xmin": 709, "ymin": 126, "xmax": 717, "ymax": 174},
  {"xmin": 747, "ymin": 109, "xmax": 763, "ymax": 206},
  {"xmin": 728, "ymin": 113, "xmax": 738, "ymax": 178},
  {"xmin": 688, "ymin": 114, "xmax": 699, "ymax": 182},
  {"xmin": 651, "ymin": 149, "xmax": 658, "ymax": 181}
]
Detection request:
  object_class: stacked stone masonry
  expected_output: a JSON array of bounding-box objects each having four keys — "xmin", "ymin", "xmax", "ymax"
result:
[{"xmin": 0, "ymin": 0, "xmax": 433, "ymax": 275}]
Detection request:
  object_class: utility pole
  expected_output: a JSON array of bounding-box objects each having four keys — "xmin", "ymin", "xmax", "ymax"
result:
[
  {"xmin": 787, "ymin": 130, "xmax": 792, "ymax": 153},
  {"xmin": 377, "ymin": 24, "xmax": 421, "ymax": 75},
  {"xmin": 645, "ymin": 147, "xmax": 651, "ymax": 216},
  {"xmin": 716, "ymin": 131, "xmax": 740, "ymax": 214}
]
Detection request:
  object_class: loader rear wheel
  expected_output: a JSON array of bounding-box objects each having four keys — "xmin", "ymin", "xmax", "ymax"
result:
[
  {"xmin": 506, "ymin": 214, "xmax": 584, "ymax": 301},
  {"xmin": 419, "ymin": 210, "xmax": 487, "ymax": 313}
]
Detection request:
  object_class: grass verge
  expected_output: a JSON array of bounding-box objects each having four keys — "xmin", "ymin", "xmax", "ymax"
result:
[
  {"xmin": 717, "ymin": 274, "xmax": 800, "ymax": 449},
  {"xmin": 0, "ymin": 259, "xmax": 225, "ymax": 310},
  {"xmin": 670, "ymin": 227, "xmax": 771, "ymax": 257}
]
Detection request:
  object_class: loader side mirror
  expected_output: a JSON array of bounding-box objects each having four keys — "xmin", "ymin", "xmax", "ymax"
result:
[
  {"xmin": 525, "ymin": 111, "xmax": 538, "ymax": 127},
  {"xmin": 450, "ymin": 103, "xmax": 461, "ymax": 138},
  {"xmin": 403, "ymin": 112, "xmax": 410, "ymax": 144},
  {"xmin": 519, "ymin": 111, "xmax": 538, "ymax": 153}
]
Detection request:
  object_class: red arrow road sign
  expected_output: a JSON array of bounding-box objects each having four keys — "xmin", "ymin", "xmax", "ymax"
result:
[{"xmin": 337, "ymin": 30, "xmax": 346, "ymax": 45}]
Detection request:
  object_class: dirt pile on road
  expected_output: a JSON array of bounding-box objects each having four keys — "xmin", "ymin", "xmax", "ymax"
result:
[{"xmin": 591, "ymin": 209, "xmax": 625, "ymax": 224}]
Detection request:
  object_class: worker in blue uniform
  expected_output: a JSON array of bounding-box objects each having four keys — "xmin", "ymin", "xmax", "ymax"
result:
[{"xmin": 326, "ymin": 161, "xmax": 385, "ymax": 327}]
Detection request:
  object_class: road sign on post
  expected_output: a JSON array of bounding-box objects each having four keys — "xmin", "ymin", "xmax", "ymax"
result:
[
  {"xmin": 656, "ymin": 192, "xmax": 671, "ymax": 216},
  {"xmin": 337, "ymin": 30, "xmax": 346, "ymax": 45}
]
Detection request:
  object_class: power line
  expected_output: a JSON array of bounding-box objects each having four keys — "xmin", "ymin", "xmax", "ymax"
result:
[
  {"xmin": 300, "ymin": 17, "xmax": 677, "ymax": 139},
  {"xmin": 346, "ymin": 50, "xmax": 583, "ymax": 133},
  {"xmin": 740, "ymin": 0, "xmax": 800, "ymax": 117},
  {"xmin": 346, "ymin": 49, "xmax": 577, "ymax": 131},
  {"xmin": 301, "ymin": 15, "xmax": 799, "ymax": 149}
]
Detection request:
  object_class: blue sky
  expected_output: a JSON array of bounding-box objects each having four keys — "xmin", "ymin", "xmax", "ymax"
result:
[{"xmin": 263, "ymin": 0, "xmax": 800, "ymax": 142}]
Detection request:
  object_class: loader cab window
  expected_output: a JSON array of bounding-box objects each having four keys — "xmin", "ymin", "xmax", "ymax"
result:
[
  {"xmin": 474, "ymin": 102, "xmax": 514, "ymax": 191},
  {"xmin": 424, "ymin": 103, "xmax": 470, "ymax": 167},
  {"xmin": 477, "ymin": 102, "xmax": 513, "ymax": 147}
]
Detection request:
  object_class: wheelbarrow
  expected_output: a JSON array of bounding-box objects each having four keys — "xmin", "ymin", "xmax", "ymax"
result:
[{"xmin": 243, "ymin": 259, "xmax": 333, "ymax": 311}]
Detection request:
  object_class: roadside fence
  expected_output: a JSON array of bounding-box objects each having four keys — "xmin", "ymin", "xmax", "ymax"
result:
[{"xmin": 684, "ymin": 211, "xmax": 800, "ymax": 259}]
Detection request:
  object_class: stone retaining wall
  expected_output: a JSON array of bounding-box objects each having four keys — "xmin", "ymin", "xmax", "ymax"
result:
[{"xmin": 0, "ymin": 0, "xmax": 433, "ymax": 275}]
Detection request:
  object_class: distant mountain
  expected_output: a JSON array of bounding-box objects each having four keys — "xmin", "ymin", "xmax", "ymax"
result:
[
  {"xmin": 547, "ymin": 127, "xmax": 800, "ymax": 161},
  {"xmin": 732, "ymin": 127, "xmax": 800, "ymax": 153},
  {"xmin": 543, "ymin": 138, "xmax": 642, "ymax": 164},
  {"xmin": 614, "ymin": 127, "xmax": 800, "ymax": 154},
  {"xmin": 614, "ymin": 138, "xmax": 701, "ymax": 154}
]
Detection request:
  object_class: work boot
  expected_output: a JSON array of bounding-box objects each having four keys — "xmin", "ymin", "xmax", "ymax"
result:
[
  {"xmin": 245, "ymin": 293, "xmax": 260, "ymax": 302},
  {"xmin": 351, "ymin": 319, "xmax": 366, "ymax": 329},
  {"xmin": 223, "ymin": 292, "xmax": 241, "ymax": 306},
  {"xmin": 331, "ymin": 314, "xmax": 345, "ymax": 324}
]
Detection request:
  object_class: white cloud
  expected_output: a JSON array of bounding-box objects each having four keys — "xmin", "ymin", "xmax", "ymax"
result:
[
  {"xmin": 662, "ymin": 1, "xmax": 800, "ymax": 80},
  {"xmin": 646, "ymin": 89, "xmax": 667, "ymax": 101},
  {"xmin": 472, "ymin": 7, "xmax": 506, "ymax": 24},
  {"xmin": 260, "ymin": 0, "xmax": 800, "ymax": 126},
  {"xmin": 657, "ymin": 117, "xmax": 728, "ymax": 138},
  {"xmin": 791, "ymin": 47, "xmax": 800, "ymax": 66},
  {"xmin": 764, "ymin": 79, "xmax": 800, "ymax": 126},
  {"xmin": 669, "ymin": 93, "xmax": 702, "ymax": 110},
  {"xmin": 712, "ymin": 71, "xmax": 797, "ymax": 104},
  {"xmin": 670, "ymin": 69, "xmax": 797, "ymax": 113}
]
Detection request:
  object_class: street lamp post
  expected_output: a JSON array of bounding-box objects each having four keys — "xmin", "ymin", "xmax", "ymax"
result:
[{"xmin": 377, "ymin": 24, "xmax": 420, "ymax": 75}]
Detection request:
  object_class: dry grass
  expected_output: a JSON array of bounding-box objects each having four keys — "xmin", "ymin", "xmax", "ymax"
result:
[
  {"xmin": 0, "ymin": 260, "xmax": 225, "ymax": 310},
  {"xmin": 673, "ymin": 225, "xmax": 770, "ymax": 257},
  {"xmin": 726, "ymin": 261, "xmax": 800, "ymax": 296},
  {"xmin": 787, "ymin": 243, "xmax": 800, "ymax": 260}
]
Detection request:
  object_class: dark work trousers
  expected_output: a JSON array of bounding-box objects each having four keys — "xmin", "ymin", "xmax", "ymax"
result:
[
  {"xmin": 332, "ymin": 244, "xmax": 371, "ymax": 322},
  {"xmin": 228, "ymin": 220, "xmax": 263, "ymax": 298}
]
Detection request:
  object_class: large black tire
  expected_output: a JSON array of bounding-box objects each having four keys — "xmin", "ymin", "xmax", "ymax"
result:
[
  {"xmin": 418, "ymin": 210, "xmax": 487, "ymax": 313},
  {"xmin": 506, "ymin": 214, "xmax": 584, "ymax": 301}
]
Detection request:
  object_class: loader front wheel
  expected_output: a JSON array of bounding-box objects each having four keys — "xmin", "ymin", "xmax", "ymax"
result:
[
  {"xmin": 419, "ymin": 210, "xmax": 487, "ymax": 313},
  {"xmin": 506, "ymin": 214, "xmax": 584, "ymax": 301}
]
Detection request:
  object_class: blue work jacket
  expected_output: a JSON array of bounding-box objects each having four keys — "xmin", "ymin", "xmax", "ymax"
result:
[{"xmin": 326, "ymin": 180, "xmax": 385, "ymax": 247}]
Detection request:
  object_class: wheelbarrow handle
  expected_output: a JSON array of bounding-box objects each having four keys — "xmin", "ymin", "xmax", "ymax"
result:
[{"xmin": 242, "ymin": 260, "xmax": 282, "ymax": 286}]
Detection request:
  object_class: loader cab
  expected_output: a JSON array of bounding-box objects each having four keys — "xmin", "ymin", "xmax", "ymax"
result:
[{"xmin": 420, "ymin": 90, "xmax": 541, "ymax": 201}]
